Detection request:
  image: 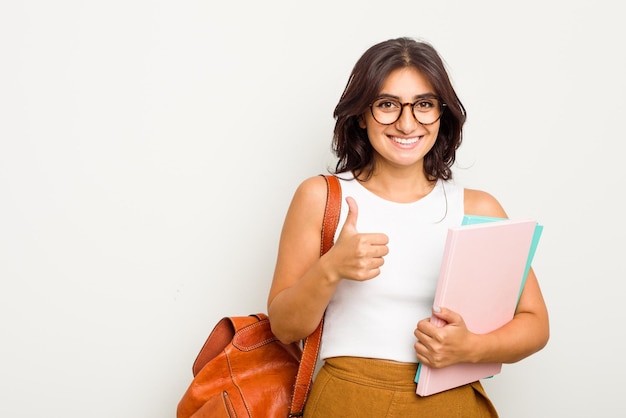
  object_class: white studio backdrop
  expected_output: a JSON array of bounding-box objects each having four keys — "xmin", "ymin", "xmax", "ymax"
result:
[{"xmin": 1, "ymin": 1, "xmax": 625, "ymax": 417}]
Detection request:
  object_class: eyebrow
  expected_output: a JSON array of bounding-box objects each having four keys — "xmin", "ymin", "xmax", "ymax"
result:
[{"xmin": 375, "ymin": 93, "xmax": 439, "ymax": 101}]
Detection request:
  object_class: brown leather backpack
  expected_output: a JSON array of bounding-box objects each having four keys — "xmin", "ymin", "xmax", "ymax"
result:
[{"xmin": 176, "ymin": 175, "xmax": 341, "ymax": 418}]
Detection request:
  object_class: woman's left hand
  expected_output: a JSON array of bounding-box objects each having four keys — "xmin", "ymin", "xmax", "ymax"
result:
[{"xmin": 413, "ymin": 307, "xmax": 476, "ymax": 368}]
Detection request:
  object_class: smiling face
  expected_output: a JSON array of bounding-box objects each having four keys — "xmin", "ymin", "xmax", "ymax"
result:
[{"xmin": 360, "ymin": 67, "xmax": 440, "ymax": 174}]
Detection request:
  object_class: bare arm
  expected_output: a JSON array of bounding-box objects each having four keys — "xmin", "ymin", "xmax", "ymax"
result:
[
  {"xmin": 267, "ymin": 176, "xmax": 336, "ymax": 343},
  {"xmin": 414, "ymin": 188, "xmax": 549, "ymax": 367},
  {"xmin": 268, "ymin": 176, "xmax": 389, "ymax": 343}
]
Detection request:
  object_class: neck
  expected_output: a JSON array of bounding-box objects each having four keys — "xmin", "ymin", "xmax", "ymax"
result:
[{"xmin": 356, "ymin": 170, "xmax": 437, "ymax": 203}]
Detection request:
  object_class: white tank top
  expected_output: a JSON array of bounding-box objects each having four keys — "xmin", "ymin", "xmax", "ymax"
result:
[{"xmin": 320, "ymin": 173, "xmax": 465, "ymax": 363}]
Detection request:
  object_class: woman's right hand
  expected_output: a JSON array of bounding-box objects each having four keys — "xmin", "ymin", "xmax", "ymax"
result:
[{"xmin": 325, "ymin": 196, "xmax": 389, "ymax": 283}]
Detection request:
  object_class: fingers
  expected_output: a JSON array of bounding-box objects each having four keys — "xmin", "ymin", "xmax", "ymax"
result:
[
  {"xmin": 340, "ymin": 196, "xmax": 388, "ymax": 241},
  {"xmin": 335, "ymin": 196, "xmax": 389, "ymax": 281},
  {"xmin": 414, "ymin": 319, "xmax": 445, "ymax": 367},
  {"xmin": 431, "ymin": 306, "xmax": 461, "ymax": 326},
  {"xmin": 342, "ymin": 196, "xmax": 389, "ymax": 247},
  {"xmin": 414, "ymin": 309, "xmax": 471, "ymax": 368},
  {"xmin": 343, "ymin": 196, "xmax": 359, "ymax": 233}
]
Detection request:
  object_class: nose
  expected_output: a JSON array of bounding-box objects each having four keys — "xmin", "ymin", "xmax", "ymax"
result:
[{"xmin": 395, "ymin": 103, "xmax": 419, "ymax": 133}]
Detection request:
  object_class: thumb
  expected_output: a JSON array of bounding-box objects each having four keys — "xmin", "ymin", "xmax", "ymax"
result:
[
  {"xmin": 342, "ymin": 196, "xmax": 359, "ymax": 233},
  {"xmin": 431, "ymin": 306, "xmax": 460, "ymax": 327}
]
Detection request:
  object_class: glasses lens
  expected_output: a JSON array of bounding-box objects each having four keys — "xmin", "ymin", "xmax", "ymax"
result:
[
  {"xmin": 371, "ymin": 97, "xmax": 443, "ymax": 125},
  {"xmin": 413, "ymin": 98, "xmax": 441, "ymax": 125},
  {"xmin": 371, "ymin": 98, "xmax": 402, "ymax": 125}
]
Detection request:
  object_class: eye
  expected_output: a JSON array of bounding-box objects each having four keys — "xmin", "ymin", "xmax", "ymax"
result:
[
  {"xmin": 414, "ymin": 99, "xmax": 438, "ymax": 112},
  {"xmin": 373, "ymin": 98, "xmax": 401, "ymax": 112}
]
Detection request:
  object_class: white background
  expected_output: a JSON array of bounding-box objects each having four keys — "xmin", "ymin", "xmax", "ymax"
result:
[{"xmin": 1, "ymin": 1, "xmax": 625, "ymax": 417}]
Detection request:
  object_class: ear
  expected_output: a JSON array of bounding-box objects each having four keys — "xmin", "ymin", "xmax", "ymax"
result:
[{"xmin": 358, "ymin": 114, "xmax": 366, "ymax": 129}]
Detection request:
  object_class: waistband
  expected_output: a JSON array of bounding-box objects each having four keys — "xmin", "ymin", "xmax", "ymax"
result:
[{"xmin": 322, "ymin": 356, "xmax": 419, "ymax": 391}]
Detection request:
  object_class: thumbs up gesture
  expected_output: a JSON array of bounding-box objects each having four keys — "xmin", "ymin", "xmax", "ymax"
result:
[{"xmin": 327, "ymin": 196, "xmax": 389, "ymax": 283}]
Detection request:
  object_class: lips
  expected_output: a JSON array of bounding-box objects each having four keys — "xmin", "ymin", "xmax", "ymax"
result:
[{"xmin": 390, "ymin": 136, "xmax": 421, "ymax": 145}]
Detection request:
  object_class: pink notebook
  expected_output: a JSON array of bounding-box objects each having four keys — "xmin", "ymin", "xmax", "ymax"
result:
[{"xmin": 415, "ymin": 219, "xmax": 537, "ymax": 396}]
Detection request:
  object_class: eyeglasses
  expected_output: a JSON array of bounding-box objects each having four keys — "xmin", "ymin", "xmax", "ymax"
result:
[{"xmin": 369, "ymin": 96, "xmax": 446, "ymax": 126}]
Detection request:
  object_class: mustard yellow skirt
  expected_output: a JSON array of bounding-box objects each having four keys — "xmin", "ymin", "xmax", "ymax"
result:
[{"xmin": 304, "ymin": 357, "xmax": 498, "ymax": 418}]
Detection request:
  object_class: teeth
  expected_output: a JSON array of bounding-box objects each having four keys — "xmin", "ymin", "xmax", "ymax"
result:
[{"xmin": 391, "ymin": 136, "xmax": 419, "ymax": 145}]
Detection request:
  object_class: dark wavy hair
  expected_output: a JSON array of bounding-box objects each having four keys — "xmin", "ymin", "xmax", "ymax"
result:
[{"xmin": 332, "ymin": 37, "xmax": 466, "ymax": 181}]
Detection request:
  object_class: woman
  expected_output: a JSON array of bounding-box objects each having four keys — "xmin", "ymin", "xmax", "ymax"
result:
[{"xmin": 267, "ymin": 37, "xmax": 549, "ymax": 417}]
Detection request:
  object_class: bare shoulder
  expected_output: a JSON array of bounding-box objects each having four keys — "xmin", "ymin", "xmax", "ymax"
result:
[
  {"xmin": 284, "ymin": 175, "xmax": 330, "ymax": 231},
  {"xmin": 292, "ymin": 175, "xmax": 330, "ymax": 211},
  {"xmin": 464, "ymin": 188, "xmax": 508, "ymax": 218}
]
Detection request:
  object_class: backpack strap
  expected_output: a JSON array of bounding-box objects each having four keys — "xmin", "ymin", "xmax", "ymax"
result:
[{"xmin": 289, "ymin": 174, "xmax": 341, "ymax": 417}]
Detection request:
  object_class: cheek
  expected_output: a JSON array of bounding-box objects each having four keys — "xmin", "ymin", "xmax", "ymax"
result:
[{"xmin": 432, "ymin": 125, "xmax": 442, "ymax": 140}]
